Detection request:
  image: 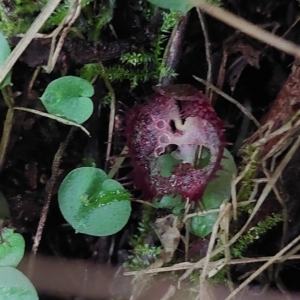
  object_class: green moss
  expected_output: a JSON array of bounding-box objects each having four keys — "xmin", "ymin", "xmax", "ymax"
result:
[
  {"xmin": 237, "ymin": 145, "xmax": 259, "ymax": 203},
  {"xmin": 0, "ymin": 0, "xmax": 65, "ymax": 36},
  {"xmin": 210, "ymin": 266, "xmax": 228, "ymax": 284},
  {"xmin": 130, "ymin": 206, "xmax": 154, "ymax": 246},
  {"xmin": 124, "ymin": 205, "xmax": 162, "ymax": 270},
  {"xmin": 231, "ymin": 213, "xmax": 282, "ymax": 258},
  {"xmin": 0, "ymin": 1, "xmax": 41, "ymax": 36},
  {"xmin": 124, "ymin": 243, "xmax": 161, "ymax": 270},
  {"xmin": 83, "ymin": 0, "xmax": 115, "ymax": 41},
  {"xmin": 227, "ymin": 146, "xmax": 284, "ymax": 258},
  {"xmin": 80, "ymin": 10, "xmax": 179, "ymax": 89},
  {"xmin": 0, "ymin": 0, "xmax": 94, "ymax": 37}
]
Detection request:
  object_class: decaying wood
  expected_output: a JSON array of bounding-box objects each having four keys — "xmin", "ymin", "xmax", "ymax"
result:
[{"xmin": 249, "ymin": 59, "xmax": 300, "ymax": 157}]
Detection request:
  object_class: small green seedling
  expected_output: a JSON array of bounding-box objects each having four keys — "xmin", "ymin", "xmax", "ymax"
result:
[
  {"xmin": 40, "ymin": 76, "xmax": 94, "ymax": 124},
  {"xmin": 0, "ymin": 31, "xmax": 11, "ymax": 88},
  {"xmin": 58, "ymin": 167, "xmax": 132, "ymax": 236}
]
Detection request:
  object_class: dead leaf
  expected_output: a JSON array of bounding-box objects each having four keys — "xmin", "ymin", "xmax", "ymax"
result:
[{"xmin": 152, "ymin": 214, "xmax": 183, "ymax": 263}]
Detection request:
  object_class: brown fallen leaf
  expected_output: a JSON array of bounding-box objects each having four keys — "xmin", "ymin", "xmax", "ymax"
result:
[{"xmin": 152, "ymin": 214, "xmax": 183, "ymax": 263}]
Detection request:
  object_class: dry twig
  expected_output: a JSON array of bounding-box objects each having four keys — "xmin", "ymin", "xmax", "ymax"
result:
[
  {"xmin": 189, "ymin": 1, "xmax": 300, "ymax": 57},
  {"xmin": 0, "ymin": 0, "xmax": 63, "ymax": 85}
]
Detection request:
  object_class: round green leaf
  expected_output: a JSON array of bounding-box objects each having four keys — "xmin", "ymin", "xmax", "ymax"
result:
[
  {"xmin": 157, "ymin": 154, "xmax": 181, "ymax": 178},
  {"xmin": 156, "ymin": 194, "xmax": 182, "ymax": 209},
  {"xmin": 202, "ymin": 148, "xmax": 237, "ymax": 209},
  {"xmin": 190, "ymin": 149, "xmax": 237, "ymax": 238},
  {"xmin": 0, "ymin": 31, "xmax": 12, "ymax": 88},
  {"xmin": 147, "ymin": 0, "xmax": 193, "ymax": 13},
  {"xmin": 190, "ymin": 212, "xmax": 218, "ymax": 238},
  {"xmin": 0, "ymin": 228, "xmax": 25, "ymax": 268},
  {"xmin": 0, "ymin": 267, "xmax": 38, "ymax": 300},
  {"xmin": 40, "ymin": 76, "xmax": 94, "ymax": 124},
  {"xmin": 58, "ymin": 167, "xmax": 131, "ymax": 236}
]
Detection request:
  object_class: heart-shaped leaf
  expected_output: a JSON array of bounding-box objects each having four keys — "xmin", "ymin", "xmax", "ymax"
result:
[
  {"xmin": 40, "ymin": 76, "xmax": 94, "ymax": 124},
  {"xmin": 190, "ymin": 149, "xmax": 237, "ymax": 237},
  {"xmin": 0, "ymin": 228, "xmax": 25, "ymax": 268},
  {"xmin": 58, "ymin": 167, "xmax": 131, "ymax": 236}
]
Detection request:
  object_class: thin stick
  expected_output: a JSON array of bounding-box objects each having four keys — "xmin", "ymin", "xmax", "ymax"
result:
[
  {"xmin": 13, "ymin": 107, "xmax": 90, "ymax": 136},
  {"xmin": 224, "ymin": 234, "xmax": 300, "ymax": 300},
  {"xmin": 212, "ymin": 47, "xmax": 228, "ymax": 104},
  {"xmin": 228, "ymin": 135, "xmax": 300, "ymax": 249},
  {"xmin": 159, "ymin": 285, "xmax": 176, "ymax": 300},
  {"xmin": 250, "ymin": 112, "xmax": 300, "ymax": 148},
  {"xmin": 198, "ymin": 204, "xmax": 230, "ymax": 300},
  {"xmin": 46, "ymin": 0, "xmax": 82, "ymax": 73},
  {"xmin": 189, "ymin": 1, "xmax": 300, "ymax": 58},
  {"xmin": 32, "ymin": 127, "xmax": 75, "ymax": 255},
  {"xmin": 195, "ymin": 10, "xmax": 213, "ymax": 170},
  {"xmin": 0, "ymin": 86, "xmax": 15, "ymax": 172},
  {"xmin": 231, "ymin": 174, "xmax": 238, "ymax": 220},
  {"xmin": 233, "ymin": 148, "xmax": 259, "ymax": 186},
  {"xmin": 99, "ymin": 63, "xmax": 116, "ymax": 173},
  {"xmin": 107, "ymin": 146, "xmax": 128, "ymax": 179},
  {"xmin": 197, "ymin": 8, "xmax": 212, "ymax": 100},
  {"xmin": 28, "ymin": 67, "xmax": 41, "ymax": 93},
  {"xmin": 124, "ymin": 254, "xmax": 300, "ymax": 276},
  {"xmin": 194, "ymin": 76, "xmax": 261, "ymax": 128},
  {"xmin": 0, "ymin": 107, "xmax": 13, "ymax": 172},
  {"xmin": 0, "ymin": 0, "xmax": 63, "ymax": 85},
  {"xmin": 28, "ymin": 128, "xmax": 75, "ymax": 279},
  {"xmin": 183, "ymin": 200, "xmax": 255, "ymax": 223},
  {"xmin": 279, "ymin": 244, "xmax": 300, "ymax": 264}
]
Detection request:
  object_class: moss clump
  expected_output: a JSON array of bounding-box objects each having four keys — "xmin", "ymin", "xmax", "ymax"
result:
[
  {"xmin": 124, "ymin": 206, "xmax": 161, "ymax": 270},
  {"xmin": 124, "ymin": 243, "xmax": 161, "ymax": 270},
  {"xmin": 80, "ymin": 10, "xmax": 180, "ymax": 88},
  {"xmin": 0, "ymin": 0, "xmax": 67, "ymax": 36},
  {"xmin": 237, "ymin": 145, "xmax": 259, "ymax": 202},
  {"xmin": 231, "ymin": 213, "xmax": 282, "ymax": 258},
  {"xmin": 0, "ymin": 0, "xmax": 94, "ymax": 37}
]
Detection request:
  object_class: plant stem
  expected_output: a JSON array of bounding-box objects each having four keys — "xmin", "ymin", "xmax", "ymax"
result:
[
  {"xmin": 0, "ymin": 86, "xmax": 15, "ymax": 172},
  {"xmin": 99, "ymin": 62, "xmax": 116, "ymax": 173}
]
